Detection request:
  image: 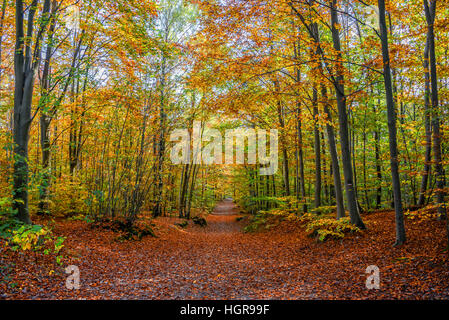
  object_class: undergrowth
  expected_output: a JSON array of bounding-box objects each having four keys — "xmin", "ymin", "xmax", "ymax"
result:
[
  {"xmin": 0, "ymin": 196, "xmax": 66, "ymax": 264},
  {"xmin": 0, "ymin": 218, "xmax": 66, "ymax": 264},
  {"xmin": 244, "ymin": 202, "xmax": 361, "ymax": 242},
  {"xmin": 299, "ymin": 213, "xmax": 361, "ymax": 242}
]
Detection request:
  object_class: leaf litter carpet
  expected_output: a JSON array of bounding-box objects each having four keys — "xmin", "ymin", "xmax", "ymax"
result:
[{"xmin": 1, "ymin": 199, "xmax": 449, "ymax": 299}]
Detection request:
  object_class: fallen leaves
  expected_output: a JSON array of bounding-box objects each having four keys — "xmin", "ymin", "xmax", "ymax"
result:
[{"xmin": 0, "ymin": 201, "xmax": 448, "ymax": 300}]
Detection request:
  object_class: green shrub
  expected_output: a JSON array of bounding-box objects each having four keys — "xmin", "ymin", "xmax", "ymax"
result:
[{"xmin": 0, "ymin": 219, "xmax": 66, "ymax": 264}]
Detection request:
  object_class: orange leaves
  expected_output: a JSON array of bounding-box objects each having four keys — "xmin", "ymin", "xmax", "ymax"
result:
[{"xmin": 2, "ymin": 203, "xmax": 449, "ymax": 299}]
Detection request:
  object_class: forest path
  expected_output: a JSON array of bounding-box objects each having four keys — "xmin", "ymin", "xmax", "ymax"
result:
[
  {"xmin": 149, "ymin": 199, "xmax": 318, "ymax": 299},
  {"xmin": 5, "ymin": 199, "xmax": 449, "ymax": 300},
  {"xmin": 200, "ymin": 198, "xmax": 242, "ymax": 233},
  {"xmin": 58, "ymin": 199, "xmax": 319, "ymax": 299}
]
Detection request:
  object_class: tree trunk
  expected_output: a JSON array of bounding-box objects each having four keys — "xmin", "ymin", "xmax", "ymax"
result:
[
  {"xmin": 38, "ymin": 1, "xmax": 58, "ymax": 215},
  {"xmin": 312, "ymin": 86, "xmax": 321, "ymax": 209},
  {"xmin": 275, "ymin": 81, "xmax": 290, "ymax": 197},
  {"xmin": 424, "ymin": 0, "xmax": 446, "ymax": 220},
  {"xmin": 293, "ymin": 33, "xmax": 307, "ymax": 213},
  {"xmin": 378, "ymin": 0, "xmax": 406, "ymax": 245},
  {"xmin": 417, "ymin": 38, "xmax": 432, "ymax": 206},
  {"xmin": 374, "ymin": 101, "xmax": 383, "ymax": 209},
  {"xmin": 153, "ymin": 58, "xmax": 168, "ymax": 217},
  {"xmin": 297, "ymin": 107, "xmax": 307, "ymax": 213},
  {"xmin": 13, "ymin": 0, "xmax": 51, "ymax": 224},
  {"xmin": 329, "ymin": 0, "xmax": 365, "ymax": 228},
  {"xmin": 322, "ymin": 85, "xmax": 345, "ymax": 219}
]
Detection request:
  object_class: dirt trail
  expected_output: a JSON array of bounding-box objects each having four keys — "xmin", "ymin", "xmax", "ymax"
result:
[
  {"xmin": 61, "ymin": 200, "xmax": 318, "ymax": 300},
  {"xmin": 198, "ymin": 199, "xmax": 242, "ymax": 233},
  {"xmin": 73, "ymin": 199, "xmax": 313, "ymax": 300},
  {"xmin": 155, "ymin": 199, "xmax": 317, "ymax": 299},
  {"xmin": 211, "ymin": 199, "xmax": 238, "ymax": 215}
]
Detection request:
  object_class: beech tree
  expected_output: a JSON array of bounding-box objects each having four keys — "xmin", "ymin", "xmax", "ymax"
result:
[
  {"xmin": 13, "ymin": 0, "xmax": 52, "ymax": 223},
  {"xmin": 1, "ymin": 0, "xmax": 448, "ymax": 248},
  {"xmin": 377, "ymin": 0, "xmax": 406, "ymax": 245}
]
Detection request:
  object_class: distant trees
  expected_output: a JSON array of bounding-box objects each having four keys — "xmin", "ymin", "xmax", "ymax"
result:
[
  {"xmin": 192, "ymin": 0, "xmax": 448, "ymax": 244},
  {"xmin": 1, "ymin": 0, "xmax": 448, "ymax": 249}
]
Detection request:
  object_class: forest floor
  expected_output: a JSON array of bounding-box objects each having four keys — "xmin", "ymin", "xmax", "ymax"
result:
[{"xmin": 1, "ymin": 199, "xmax": 449, "ymax": 299}]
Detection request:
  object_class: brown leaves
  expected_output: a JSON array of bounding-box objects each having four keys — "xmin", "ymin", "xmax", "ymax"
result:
[{"xmin": 1, "ymin": 204, "xmax": 449, "ymax": 299}]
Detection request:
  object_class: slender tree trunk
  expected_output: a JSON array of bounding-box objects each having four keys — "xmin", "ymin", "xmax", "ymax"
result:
[
  {"xmin": 322, "ymin": 131, "xmax": 329, "ymax": 204},
  {"xmin": 424, "ymin": 0, "xmax": 446, "ymax": 221},
  {"xmin": 374, "ymin": 101, "xmax": 383, "ymax": 209},
  {"xmin": 38, "ymin": 0, "xmax": 58, "ymax": 215},
  {"xmin": 418, "ymin": 40, "xmax": 432, "ymax": 207},
  {"xmin": 312, "ymin": 86, "xmax": 321, "ymax": 209},
  {"xmin": 293, "ymin": 33, "xmax": 307, "ymax": 213},
  {"xmin": 362, "ymin": 112, "xmax": 369, "ymax": 209},
  {"xmin": 378, "ymin": 0, "xmax": 406, "ymax": 245},
  {"xmin": 275, "ymin": 81, "xmax": 290, "ymax": 196},
  {"xmin": 322, "ymin": 85, "xmax": 345, "ymax": 219},
  {"xmin": 329, "ymin": 0, "xmax": 365, "ymax": 228},
  {"xmin": 297, "ymin": 109, "xmax": 307, "ymax": 213},
  {"xmin": 153, "ymin": 58, "xmax": 168, "ymax": 217},
  {"xmin": 179, "ymin": 163, "xmax": 190, "ymax": 218},
  {"xmin": 186, "ymin": 164, "xmax": 199, "ymax": 219},
  {"xmin": 418, "ymin": 39, "xmax": 432, "ymax": 206}
]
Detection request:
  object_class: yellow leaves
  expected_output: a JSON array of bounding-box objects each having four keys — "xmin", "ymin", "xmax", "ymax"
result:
[
  {"xmin": 10, "ymin": 225, "xmax": 48, "ymax": 252},
  {"xmin": 304, "ymin": 217, "xmax": 361, "ymax": 242},
  {"xmin": 333, "ymin": 22, "xmax": 342, "ymax": 31},
  {"xmin": 404, "ymin": 207, "xmax": 437, "ymax": 224},
  {"xmin": 5, "ymin": 223, "xmax": 65, "ymax": 267}
]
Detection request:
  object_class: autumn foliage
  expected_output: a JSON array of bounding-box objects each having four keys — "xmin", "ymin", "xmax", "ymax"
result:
[{"xmin": 0, "ymin": 0, "xmax": 449, "ymax": 300}]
